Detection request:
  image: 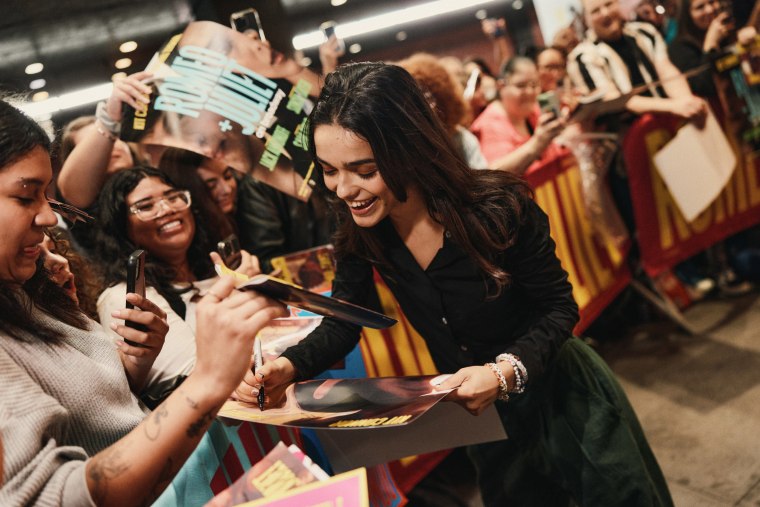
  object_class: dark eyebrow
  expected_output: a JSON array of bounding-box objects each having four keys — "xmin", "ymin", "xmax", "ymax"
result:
[
  {"xmin": 131, "ymin": 188, "xmax": 181, "ymax": 206},
  {"xmin": 317, "ymin": 157, "xmax": 376, "ymax": 169},
  {"xmin": 16, "ymin": 177, "xmax": 46, "ymax": 189}
]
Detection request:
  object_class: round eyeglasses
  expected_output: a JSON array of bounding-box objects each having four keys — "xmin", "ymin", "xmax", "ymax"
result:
[{"xmin": 128, "ymin": 189, "xmax": 192, "ymax": 221}]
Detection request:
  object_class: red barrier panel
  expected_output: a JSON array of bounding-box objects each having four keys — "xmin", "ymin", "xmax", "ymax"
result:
[
  {"xmin": 623, "ymin": 113, "xmax": 760, "ymax": 277},
  {"xmin": 525, "ymin": 151, "xmax": 631, "ymax": 333}
]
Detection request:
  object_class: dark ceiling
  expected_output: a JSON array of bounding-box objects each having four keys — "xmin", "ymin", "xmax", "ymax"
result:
[{"xmin": 0, "ymin": 0, "xmax": 518, "ymax": 126}]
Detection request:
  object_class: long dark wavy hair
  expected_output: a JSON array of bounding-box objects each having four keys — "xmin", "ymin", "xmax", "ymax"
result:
[
  {"xmin": 94, "ymin": 166, "xmax": 215, "ymax": 318},
  {"xmin": 307, "ymin": 62, "xmax": 531, "ymax": 296},
  {"xmin": 0, "ymin": 99, "xmax": 89, "ymax": 342},
  {"xmin": 157, "ymin": 147, "xmax": 236, "ymax": 246}
]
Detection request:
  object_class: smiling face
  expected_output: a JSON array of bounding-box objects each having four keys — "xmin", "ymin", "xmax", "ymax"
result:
[
  {"xmin": 314, "ymin": 123, "xmax": 403, "ymax": 229},
  {"xmin": 583, "ymin": 0, "xmax": 624, "ymax": 41},
  {"xmin": 537, "ymin": 48, "xmax": 566, "ymax": 92},
  {"xmin": 689, "ymin": 0, "xmax": 721, "ymax": 30},
  {"xmin": 0, "ymin": 147, "xmax": 58, "ymax": 284},
  {"xmin": 125, "ymin": 177, "xmax": 195, "ymax": 262},
  {"xmin": 500, "ymin": 60, "xmax": 541, "ymax": 119},
  {"xmin": 41, "ymin": 235, "xmax": 78, "ymax": 303},
  {"xmin": 196, "ymin": 162, "xmax": 238, "ymax": 214}
]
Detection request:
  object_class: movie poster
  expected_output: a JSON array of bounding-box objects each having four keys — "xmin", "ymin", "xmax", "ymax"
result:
[
  {"xmin": 220, "ymin": 375, "xmax": 454, "ymax": 429},
  {"xmin": 121, "ymin": 21, "xmax": 316, "ymax": 200}
]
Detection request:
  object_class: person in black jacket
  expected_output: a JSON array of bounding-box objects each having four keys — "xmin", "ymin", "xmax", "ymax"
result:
[{"xmin": 236, "ymin": 62, "xmax": 673, "ymax": 506}]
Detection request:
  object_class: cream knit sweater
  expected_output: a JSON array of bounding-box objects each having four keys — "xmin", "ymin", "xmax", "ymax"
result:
[{"xmin": 0, "ymin": 304, "xmax": 148, "ymax": 506}]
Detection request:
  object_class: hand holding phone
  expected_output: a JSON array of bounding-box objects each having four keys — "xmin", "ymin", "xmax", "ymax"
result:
[
  {"xmin": 217, "ymin": 234, "xmax": 242, "ymax": 270},
  {"xmin": 538, "ymin": 91, "xmax": 560, "ymax": 119},
  {"xmin": 125, "ymin": 249, "xmax": 148, "ymax": 339},
  {"xmin": 231, "ymin": 8, "xmax": 266, "ymax": 41},
  {"xmin": 320, "ymin": 21, "xmax": 346, "ymax": 54}
]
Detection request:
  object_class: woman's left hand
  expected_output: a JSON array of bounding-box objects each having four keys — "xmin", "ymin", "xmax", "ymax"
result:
[
  {"xmin": 209, "ymin": 250, "xmax": 261, "ymax": 278},
  {"xmin": 110, "ymin": 293, "xmax": 169, "ymax": 366},
  {"xmin": 434, "ymin": 365, "xmax": 503, "ymax": 415}
]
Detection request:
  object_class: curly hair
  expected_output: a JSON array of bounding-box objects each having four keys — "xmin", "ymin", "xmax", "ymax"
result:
[
  {"xmin": 94, "ymin": 166, "xmax": 216, "ymax": 317},
  {"xmin": 397, "ymin": 52, "xmax": 469, "ymax": 135}
]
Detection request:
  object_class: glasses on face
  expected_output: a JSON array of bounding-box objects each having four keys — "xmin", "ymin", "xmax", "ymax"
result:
[{"xmin": 128, "ymin": 189, "xmax": 192, "ymax": 221}]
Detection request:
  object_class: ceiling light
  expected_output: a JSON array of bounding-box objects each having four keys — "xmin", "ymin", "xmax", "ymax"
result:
[
  {"xmin": 349, "ymin": 43, "xmax": 362, "ymax": 54},
  {"xmin": 396, "ymin": 31, "xmax": 408, "ymax": 41},
  {"xmin": 331, "ymin": 0, "xmax": 347, "ymax": 5},
  {"xmin": 19, "ymin": 82, "xmax": 113, "ymax": 119},
  {"xmin": 32, "ymin": 91, "xmax": 49, "ymax": 102},
  {"xmin": 25, "ymin": 62, "xmax": 44, "ymax": 75},
  {"xmin": 112, "ymin": 72, "xmax": 127, "ymax": 81},
  {"xmin": 115, "ymin": 58, "xmax": 132, "ymax": 70},
  {"xmin": 119, "ymin": 41, "xmax": 138, "ymax": 53},
  {"xmin": 475, "ymin": 9, "xmax": 488, "ymax": 19},
  {"xmin": 29, "ymin": 79, "xmax": 46, "ymax": 90},
  {"xmin": 512, "ymin": 0, "xmax": 523, "ymax": 9},
  {"xmin": 292, "ymin": 0, "xmax": 495, "ymax": 50}
]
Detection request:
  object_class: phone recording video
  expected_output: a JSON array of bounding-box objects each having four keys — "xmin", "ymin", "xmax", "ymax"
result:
[
  {"xmin": 231, "ymin": 8, "xmax": 266, "ymax": 41},
  {"xmin": 125, "ymin": 249, "xmax": 148, "ymax": 338},
  {"xmin": 320, "ymin": 21, "xmax": 346, "ymax": 54},
  {"xmin": 537, "ymin": 91, "xmax": 560, "ymax": 119},
  {"xmin": 217, "ymin": 234, "xmax": 242, "ymax": 270}
]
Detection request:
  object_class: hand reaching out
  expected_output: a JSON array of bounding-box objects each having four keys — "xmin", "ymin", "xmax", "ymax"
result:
[{"xmin": 319, "ymin": 35, "xmax": 345, "ymax": 75}]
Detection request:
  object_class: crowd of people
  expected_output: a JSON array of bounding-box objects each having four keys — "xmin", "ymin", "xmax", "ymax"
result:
[{"xmin": 1, "ymin": 0, "xmax": 759, "ymax": 505}]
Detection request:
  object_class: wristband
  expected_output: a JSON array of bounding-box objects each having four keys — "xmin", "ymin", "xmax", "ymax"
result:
[
  {"xmin": 95, "ymin": 101, "xmax": 121, "ymax": 136},
  {"xmin": 485, "ymin": 362, "xmax": 510, "ymax": 402},
  {"xmin": 95, "ymin": 122, "xmax": 117, "ymax": 142}
]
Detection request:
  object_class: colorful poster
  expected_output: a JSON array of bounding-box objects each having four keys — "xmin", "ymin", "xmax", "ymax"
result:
[
  {"xmin": 623, "ymin": 113, "xmax": 760, "ymax": 277},
  {"xmin": 219, "ymin": 375, "xmax": 453, "ymax": 429},
  {"xmin": 238, "ymin": 468, "xmax": 369, "ymax": 507},
  {"xmin": 121, "ymin": 21, "xmax": 316, "ymax": 200}
]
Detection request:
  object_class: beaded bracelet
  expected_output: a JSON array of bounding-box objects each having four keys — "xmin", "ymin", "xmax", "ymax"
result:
[
  {"xmin": 485, "ymin": 362, "xmax": 510, "ymax": 402},
  {"xmin": 495, "ymin": 353, "xmax": 527, "ymax": 394}
]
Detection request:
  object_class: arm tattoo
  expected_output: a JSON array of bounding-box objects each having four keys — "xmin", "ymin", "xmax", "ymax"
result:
[
  {"xmin": 144, "ymin": 404, "xmax": 169, "ymax": 441},
  {"xmin": 186, "ymin": 409, "xmax": 215, "ymax": 439},
  {"xmin": 88, "ymin": 446, "xmax": 130, "ymax": 504},
  {"xmin": 179, "ymin": 388, "xmax": 199, "ymax": 410}
]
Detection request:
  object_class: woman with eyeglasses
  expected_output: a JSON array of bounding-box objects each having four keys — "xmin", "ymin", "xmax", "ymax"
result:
[
  {"xmin": 470, "ymin": 56, "xmax": 567, "ymax": 175},
  {"xmin": 93, "ymin": 166, "xmax": 261, "ymax": 405}
]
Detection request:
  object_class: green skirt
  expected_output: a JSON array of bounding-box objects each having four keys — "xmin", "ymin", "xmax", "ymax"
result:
[{"xmin": 467, "ymin": 337, "xmax": 673, "ymax": 507}]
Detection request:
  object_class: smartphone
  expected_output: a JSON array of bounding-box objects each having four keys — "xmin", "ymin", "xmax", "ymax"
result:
[
  {"xmin": 537, "ymin": 91, "xmax": 560, "ymax": 119},
  {"xmin": 125, "ymin": 249, "xmax": 148, "ymax": 336},
  {"xmin": 320, "ymin": 21, "xmax": 346, "ymax": 54},
  {"xmin": 231, "ymin": 8, "xmax": 266, "ymax": 42},
  {"xmin": 217, "ymin": 234, "xmax": 242, "ymax": 270}
]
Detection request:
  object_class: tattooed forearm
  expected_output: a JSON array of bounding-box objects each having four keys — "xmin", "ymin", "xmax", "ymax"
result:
[
  {"xmin": 139, "ymin": 457, "xmax": 175, "ymax": 507},
  {"xmin": 88, "ymin": 446, "xmax": 130, "ymax": 504},
  {"xmin": 179, "ymin": 388, "xmax": 199, "ymax": 410},
  {"xmin": 144, "ymin": 404, "xmax": 169, "ymax": 441},
  {"xmin": 186, "ymin": 409, "xmax": 215, "ymax": 438}
]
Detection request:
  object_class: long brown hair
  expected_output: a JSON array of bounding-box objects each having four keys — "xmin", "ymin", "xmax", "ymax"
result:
[
  {"xmin": 307, "ymin": 62, "xmax": 531, "ymax": 296},
  {"xmin": 0, "ymin": 99, "xmax": 89, "ymax": 342}
]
